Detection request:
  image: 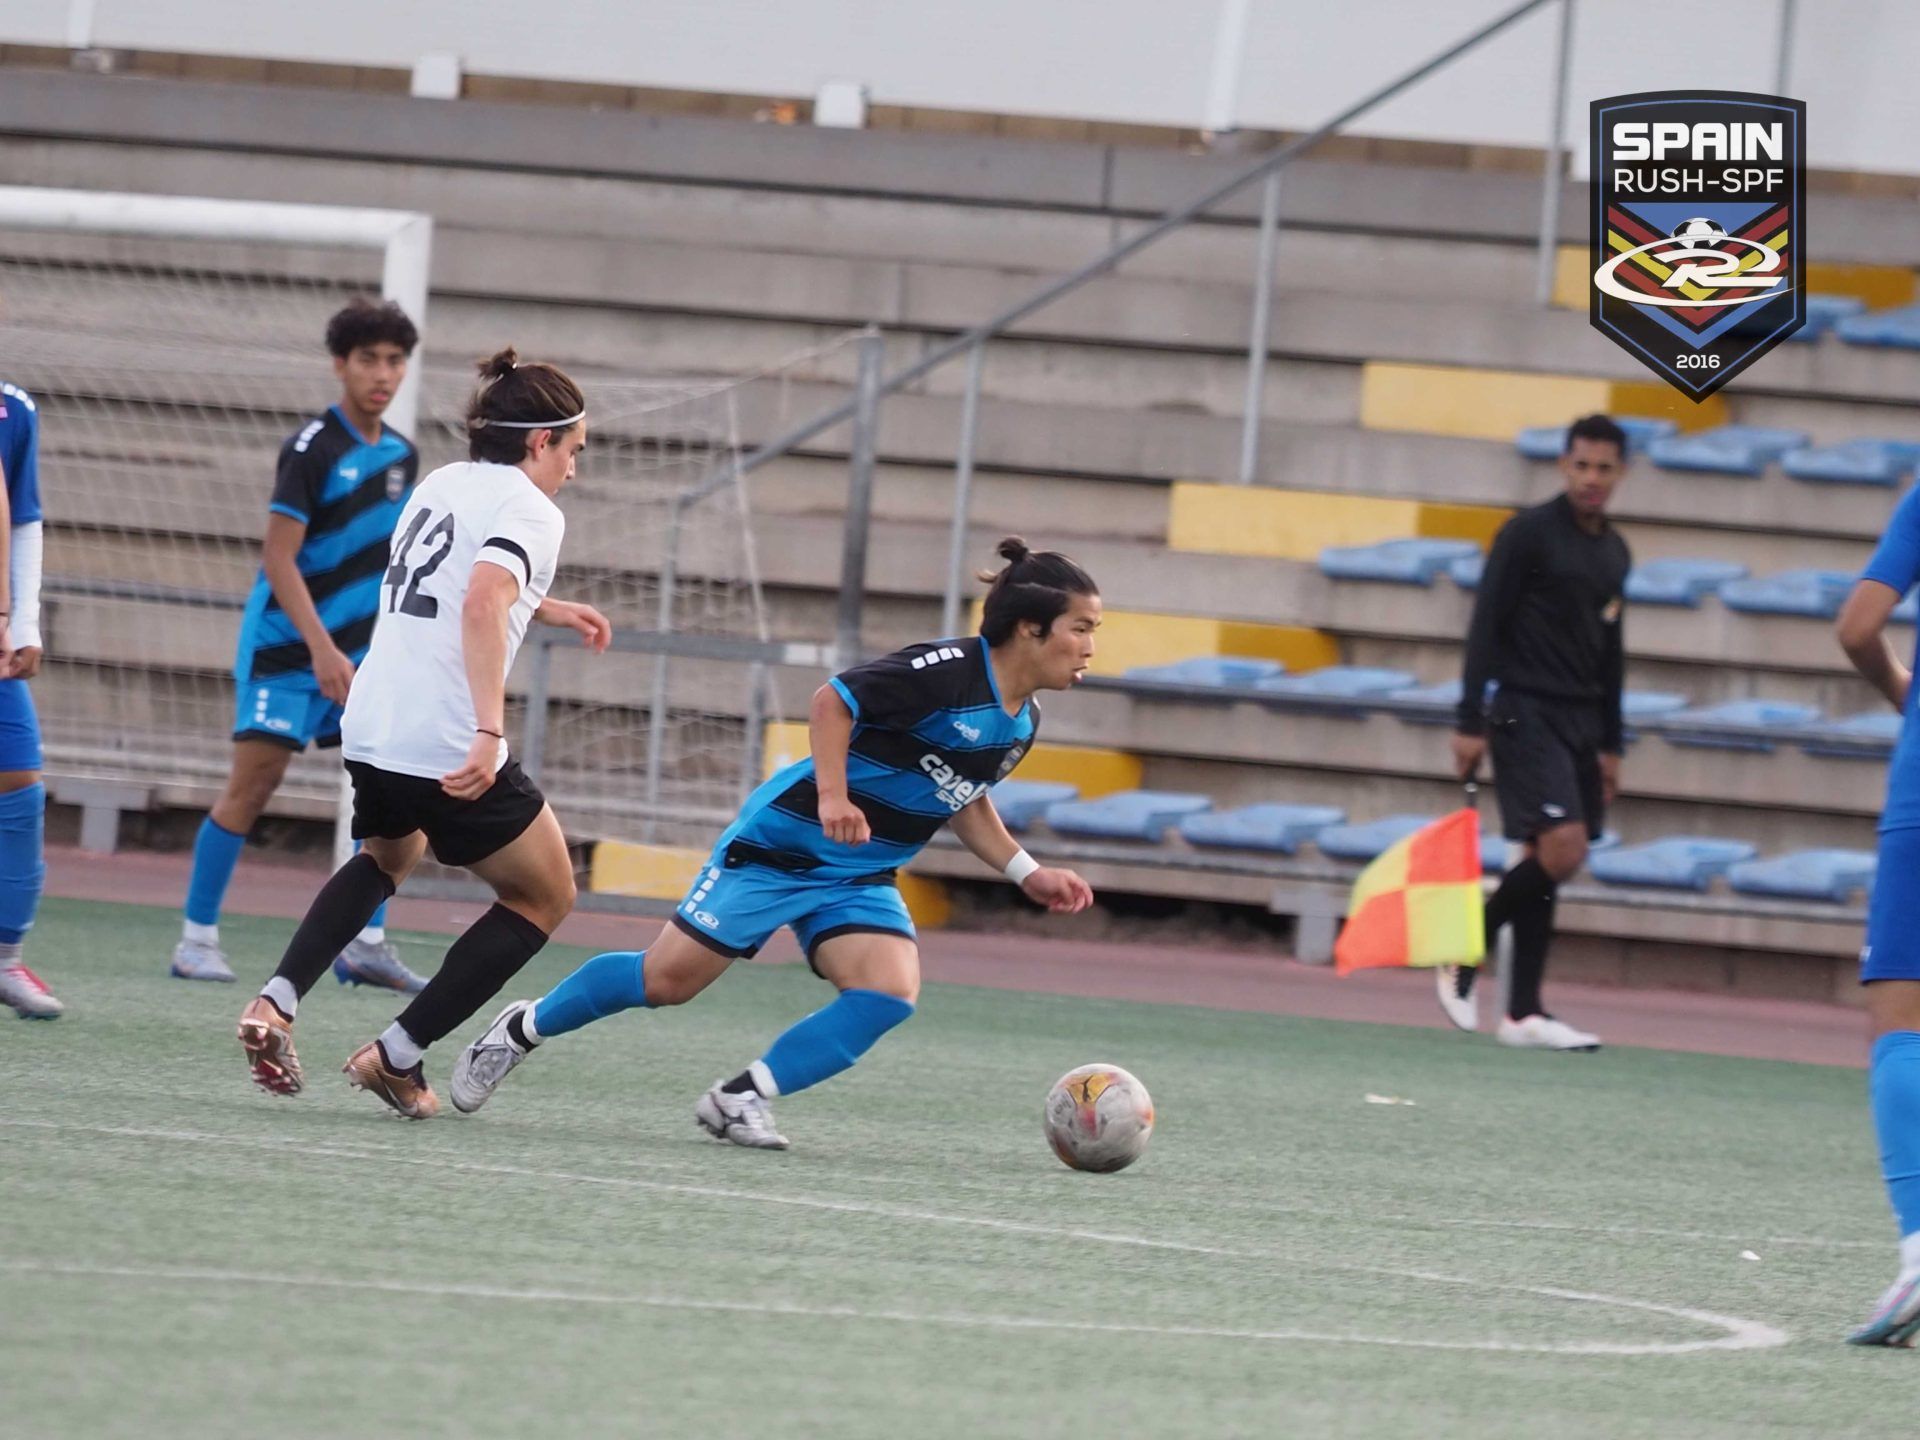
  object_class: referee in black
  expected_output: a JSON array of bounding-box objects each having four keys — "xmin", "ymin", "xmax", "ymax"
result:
[{"xmin": 1441, "ymin": 413, "xmax": 1630, "ymax": 1051}]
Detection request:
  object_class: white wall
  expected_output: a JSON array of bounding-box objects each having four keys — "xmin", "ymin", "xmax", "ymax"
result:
[{"xmin": 5, "ymin": 0, "xmax": 1919, "ymax": 175}]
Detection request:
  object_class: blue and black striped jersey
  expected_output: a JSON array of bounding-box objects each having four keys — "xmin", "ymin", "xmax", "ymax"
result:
[
  {"xmin": 234, "ymin": 406, "xmax": 418, "ymax": 687},
  {"xmin": 719, "ymin": 635, "xmax": 1039, "ymax": 878}
]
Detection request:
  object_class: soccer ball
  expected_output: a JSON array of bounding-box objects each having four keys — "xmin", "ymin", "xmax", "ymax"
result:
[
  {"xmin": 1043, "ymin": 1063, "xmax": 1154, "ymax": 1173},
  {"xmin": 1670, "ymin": 216, "xmax": 1727, "ymax": 245}
]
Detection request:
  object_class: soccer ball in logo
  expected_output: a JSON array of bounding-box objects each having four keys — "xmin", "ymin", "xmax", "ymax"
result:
[
  {"xmin": 1669, "ymin": 216, "xmax": 1728, "ymax": 247},
  {"xmin": 1044, "ymin": 1063, "xmax": 1154, "ymax": 1172}
]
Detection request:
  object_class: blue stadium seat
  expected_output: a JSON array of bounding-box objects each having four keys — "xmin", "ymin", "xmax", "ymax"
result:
[
  {"xmin": 1645, "ymin": 425, "xmax": 1810, "ymax": 476},
  {"xmin": 1318, "ymin": 538, "xmax": 1481, "ymax": 586},
  {"xmin": 1649, "ymin": 699, "xmax": 1820, "ymax": 752},
  {"xmin": 1179, "ymin": 803, "xmax": 1347, "ymax": 854},
  {"xmin": 1837, "ymin": 304, "xmax": 1920, "ymax": 350},
  {"xmin": 1122, "ymin": 656, "xmax": 1284, "ymax": 689},
  {"xmin": 1479, "ymin": 834, "xmax": 1510, "ymax": 874},
  {"xmin": 1514, "ymin": 417, "xmax": 1677, "ymax": 460},
  {"xmin": 1717, "ymin": 568, "xmax": 1853, "ymax": 619},
  {"xmin": 1623, "ymin": 691, "xmax": 1690, "ymax": 722},
  {"xmin": 1449, "ymin": 554, "xmax": 1483, "ymax": 590},
  {"xmin": 1799, "ymin": 710, "xmax": 1903, "ymax": 759},
  {"xmin": 1781, "ymin": 439, "xmax": 1920, "ymax": 487},
  {"xmin": 1257, "ymin": 667, "xmax": 1415, "ymax": 701},
  {"xmin": 1624, "ymin": 558, "xmax": 1749, "ymax": 607},
  {"xmin": 1384, "ymin": 679, "xmax": 1462, "ymax": 725},
  {"xmin": 1726, "ymin": 849, "xmax": 1877, "ymax": 903},
  {"xmin": 989, "ymin": 780, "xmax": 1080, "ymax": 831},
  {"xmin": 1588, "ymin": 836, "xmax": 1759, "ymax": 891},
  {"xmin": 1787, "ymin": 293, "xmax": 1868, "ymax": 342},
  {"xmin": 1313, "ymin": 814, "xmax": 1431, "ymax": 862},
  {"xmin": 1044, "ymin": 790, "xmax": 1211, "ymax": 842}
]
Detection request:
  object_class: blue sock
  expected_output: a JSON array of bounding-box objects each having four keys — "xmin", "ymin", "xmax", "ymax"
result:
[
  {"xmin": 759, "ymin": 988, "xmax": 914, "ymax": 1097},
  {"xmin": 532, "ymin": 950, "xmax": 647, "ymax": 1039},
  {"xmin": 185, "ymin": 816, "xmax": 246, "ymax": 928},
  {"xmin": 1872, "ymin": 1031, "xmax": 1920, "ymax": 1241},
  {"xmin": 0, "ymin": 782, "xmax": 45, "ymax": 945}
]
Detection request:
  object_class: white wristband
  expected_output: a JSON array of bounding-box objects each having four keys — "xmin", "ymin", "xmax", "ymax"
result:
[{"xmin": 1003, "ymin": 850, "xmax": 1041, "ymax": 885}]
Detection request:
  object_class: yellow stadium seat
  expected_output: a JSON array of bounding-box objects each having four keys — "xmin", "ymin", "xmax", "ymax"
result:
[
  {"xmin": 589, "ymin": 841, "xmax": 708, "ymax": 900},
  {"xmin": 1360, "ymin": 361, "xmax": 1727, "ymax": 440},
  {"xmin": 1169, "ymin": 483, "xmax": 1509, "ymax": 559}
]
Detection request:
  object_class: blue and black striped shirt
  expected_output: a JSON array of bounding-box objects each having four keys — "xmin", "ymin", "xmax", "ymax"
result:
[
  {"xmin": 235, "ymin": 406, "xmax": 418, "ymax": 686},
  {"xmin": 720, "ymin": 635, "xmax": 1039, "ymax": 878}
]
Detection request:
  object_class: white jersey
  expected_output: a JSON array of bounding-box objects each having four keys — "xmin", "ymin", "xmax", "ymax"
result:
[{"xmin": 342, "ymin": 460, "xmax": 564, "ymax": 779}]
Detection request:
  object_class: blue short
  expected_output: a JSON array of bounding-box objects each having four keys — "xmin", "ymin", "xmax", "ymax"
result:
[
  {"xmin": 232, "ymin": 677, "xmax": 343, "ymax": 751},
  {"xmin": 1863, "ymin": 826, "xmax": 1920, "ymax": 982},
  {"xmin": 672, "ymin": 842, "xmax": 916, "ymax": 969},
  {"xmin": 0, "ymin": 678, "xmax": 42, "ymax": 772}
]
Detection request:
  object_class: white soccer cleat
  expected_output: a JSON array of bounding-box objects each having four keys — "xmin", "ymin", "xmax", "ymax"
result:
[
  {"xmin": 0, "ymin": 962, "xmax": 63, "ymax": 1019},
  {"xmin": 170, "ymin": 937, "xmax": 235, "ymax": 983},
  {"xmin": 694, "ymin": 1081, "xmax": 790, "ymax": 1150},
  {"xmin": 1848, "ymin": 1270, "xmax": 1920, "ymax": 1346},
  {"xmin": 1435, "ymin": 964, "xmax": 1478, "ymax": 1032},
  {"xmin": 1497, "ymin": 1013, "xmax": 1601, "ymax": 1052},
  {"xmin": 450, "ymin": 1000, "xmax": 535, "ymax": 1114}
]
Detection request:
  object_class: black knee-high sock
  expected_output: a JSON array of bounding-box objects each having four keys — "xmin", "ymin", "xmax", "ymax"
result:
[
  {"xmin": 1506, "ymin": 882, "xmax": 1558, "ymax": 1021},
  {"xmin": 1461, "ymin": 857, "xmax": 1555, "ymax": 998},
  {"xmin": 271, "ymin": 854, "xmax": 396, "ymax": 999},
  {"xmin": 392, "ymin": 903, "xmax": 549, "ymax": 1048}
]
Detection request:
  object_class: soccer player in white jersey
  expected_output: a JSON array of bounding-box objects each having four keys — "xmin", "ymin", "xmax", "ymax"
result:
[{"xmin": 236, "ymin": 349, "xmax": 610, "ymax": 1117}]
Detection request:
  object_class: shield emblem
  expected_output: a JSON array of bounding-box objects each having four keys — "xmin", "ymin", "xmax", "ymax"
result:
[
  {"xmin": 1590, "ymin": 91, "xmax": 1805, "ymax": 400},
  {"xmin": 385, "ymin": 465, "xmax": 407, "ymax": 501}
]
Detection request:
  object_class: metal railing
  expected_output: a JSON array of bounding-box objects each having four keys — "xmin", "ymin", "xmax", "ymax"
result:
[{"xmin": 689, "ymin": 0, "xmax": 1577, "ymax": 652}]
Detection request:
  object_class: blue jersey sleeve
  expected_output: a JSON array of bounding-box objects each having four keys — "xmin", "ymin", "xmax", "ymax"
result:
[
  {"xmin": 0, "ymin": 384, "xmax": 42, "ymax": 525},
  {"xmin": 1864, "ymin": 485, "xmax": 1920, "ymax": 598}
]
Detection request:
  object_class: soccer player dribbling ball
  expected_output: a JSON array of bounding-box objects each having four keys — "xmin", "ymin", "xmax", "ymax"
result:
[
  {"xmin": 236, "ymin": 348, "xmax": 612, "ymax": 1118},
  {"xmin": 448, "ymin": 538, "xmax": 1099, "ymax": 1148},
  {"xmin": 170, "ymin": 299, "xmax": 427, "ymax": 991},
  {"xmin": 1838, "ymin": 491, "xmax": 1920, "ymax": 1344}
]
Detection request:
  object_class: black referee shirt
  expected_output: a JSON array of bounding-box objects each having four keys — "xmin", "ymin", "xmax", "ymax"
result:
[{"xmin": 1456, "ymin": 493, "xmax": 1631, "ymax": 750}]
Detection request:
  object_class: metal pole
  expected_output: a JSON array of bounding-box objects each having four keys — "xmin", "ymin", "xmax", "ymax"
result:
[
  {"xmin": 1533, "ymin": 0, "xmax": 1576, "ymax": 307},
  {"xmin": 1238, "ymin": 170, "xmax": 1282, "ymax": 486},
  {"xmin": 941, "ymin": 341, "xmax": 985, "ymax": 638},
  {"xmin": 741, "ymin": 663, "xmax": 767, "ymax": 802},
  {"xmin": 642, "ymin": 497, "xmax": 686, "ymax": 842},
  {"xmin": 836, "ymin": 326, "xmax": 885, "ymax": 668},
  {"xmin": 1774, "ymin": 0, "xmax": 1797, "ymax": 94},
  {"xmin": 703, "ymin": 0, "xmax": 1556, "ymax": 494},
  {"xmin": 522, "ymin": 635, "xmax": 553, "ymax": 785},
  {"xmin": 1202, "ymin": 0, "xmax": 1253, "ymax": 138}
]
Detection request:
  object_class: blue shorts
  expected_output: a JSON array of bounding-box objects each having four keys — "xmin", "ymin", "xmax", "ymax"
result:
[
  {"xmin": 232, "ymin": 677, "xmax": 343, "ymax": 751},
  {"xmin": 0, "ymin": 678, "xmax": 42, "ymax": 772},
  {"xmin": 672, "ymin": 841, "xmax": 916, "ymax": 969},
  {"xmin": 1863, "ymin": 826, "xmax": 1919, "ymax": 982}
]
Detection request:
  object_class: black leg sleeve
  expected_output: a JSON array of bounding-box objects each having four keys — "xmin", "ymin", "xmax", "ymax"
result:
[
  {"xmin": 393, "ymin": 903, "xmax": 549, "ymax": 1048},
  {"xmin": 271, "ymin": 854, "xmax": 397, "ymax": 999}
]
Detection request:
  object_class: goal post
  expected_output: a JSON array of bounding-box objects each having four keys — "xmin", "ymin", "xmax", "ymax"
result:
[{"xmin": 0, "ymin": 185, "xmax": 431, "ymax": 866}]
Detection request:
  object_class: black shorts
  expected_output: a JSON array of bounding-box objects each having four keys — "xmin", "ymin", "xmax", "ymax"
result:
[
  {"xmin": 346, "ymin": 759, "xmax": 546, "ymax": 868},
  {"xmin": 1485, "ymin": 689, "xmax": 1606, "ymax": 843}
]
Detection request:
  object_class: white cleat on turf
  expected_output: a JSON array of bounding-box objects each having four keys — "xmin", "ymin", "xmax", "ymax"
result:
[
  {"xmin": 451, "ymin": 1000, "xmax": 535, "ymax": 1114},
  {"xmin": 0, "ymin": 962, "xmax": 63, "ymax": 1018},
  {"xmin": 1848, "ymin": 1270, "xmax": 1920, "ymax": 1347},
  {"xmin": 1497, "ymin": 1013, "xmax": 1601, "ymax": 1052},
  {"xmin": 1435, "ymin": 963, "xmax": 1478, "ymax": 1032},
  {"xmin": 695, "ymin": 1081, "xmax": 790, "ymax": 1150},
  {"xmin": 170, "ymin": 937, "xmax": 235, "ymax": 983}
]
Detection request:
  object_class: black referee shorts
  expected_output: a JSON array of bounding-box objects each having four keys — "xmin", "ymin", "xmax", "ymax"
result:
[
  {"xmin": 1485, "ymin": 689, "xmax": 1607, "ymax": 844},
  {"xmin": 346, "ymin": 758, "xmax": 547, "ymax": 868}
]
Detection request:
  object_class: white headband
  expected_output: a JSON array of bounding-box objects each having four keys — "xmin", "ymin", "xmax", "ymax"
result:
[{"xmin": 472, "ymin": 411, "xmax": 585, "ymax": 430}]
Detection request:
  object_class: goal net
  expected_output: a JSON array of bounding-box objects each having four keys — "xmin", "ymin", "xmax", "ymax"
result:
[{"xmin": 0, "ymin": 186, "xmax": 834, "ymax": 858}]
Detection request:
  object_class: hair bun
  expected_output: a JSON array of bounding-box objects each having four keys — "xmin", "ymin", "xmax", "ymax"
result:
[
  {"xmin": 997, "ymin": 536, "xmax": 1031, "ymax": 565},
  {"xmin": 477, "ymin": 347, "xmax": 520, "ymax": 380}
]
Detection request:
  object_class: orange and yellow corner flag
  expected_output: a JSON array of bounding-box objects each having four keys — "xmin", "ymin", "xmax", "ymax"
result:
[{"xmin": 1334, "ymin": 809, "xmax": 1486, "ymax": 976}]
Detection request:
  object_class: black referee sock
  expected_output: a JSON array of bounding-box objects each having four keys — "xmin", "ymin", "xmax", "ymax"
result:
[
  {"xmin": 271, "ymin": 854, "xmax": 397, "ymax": 1000},
  {"xmin": 393, "ymin": 903, "xmax": 550, "ymax": 1049},
  {"xmin": 1506, "ymin": 884, "xmax": 1559, "ymax": 1021},
  {"xmin": 1462, "ymin": 857, "xmax": 1555, "ymax": 999}
]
